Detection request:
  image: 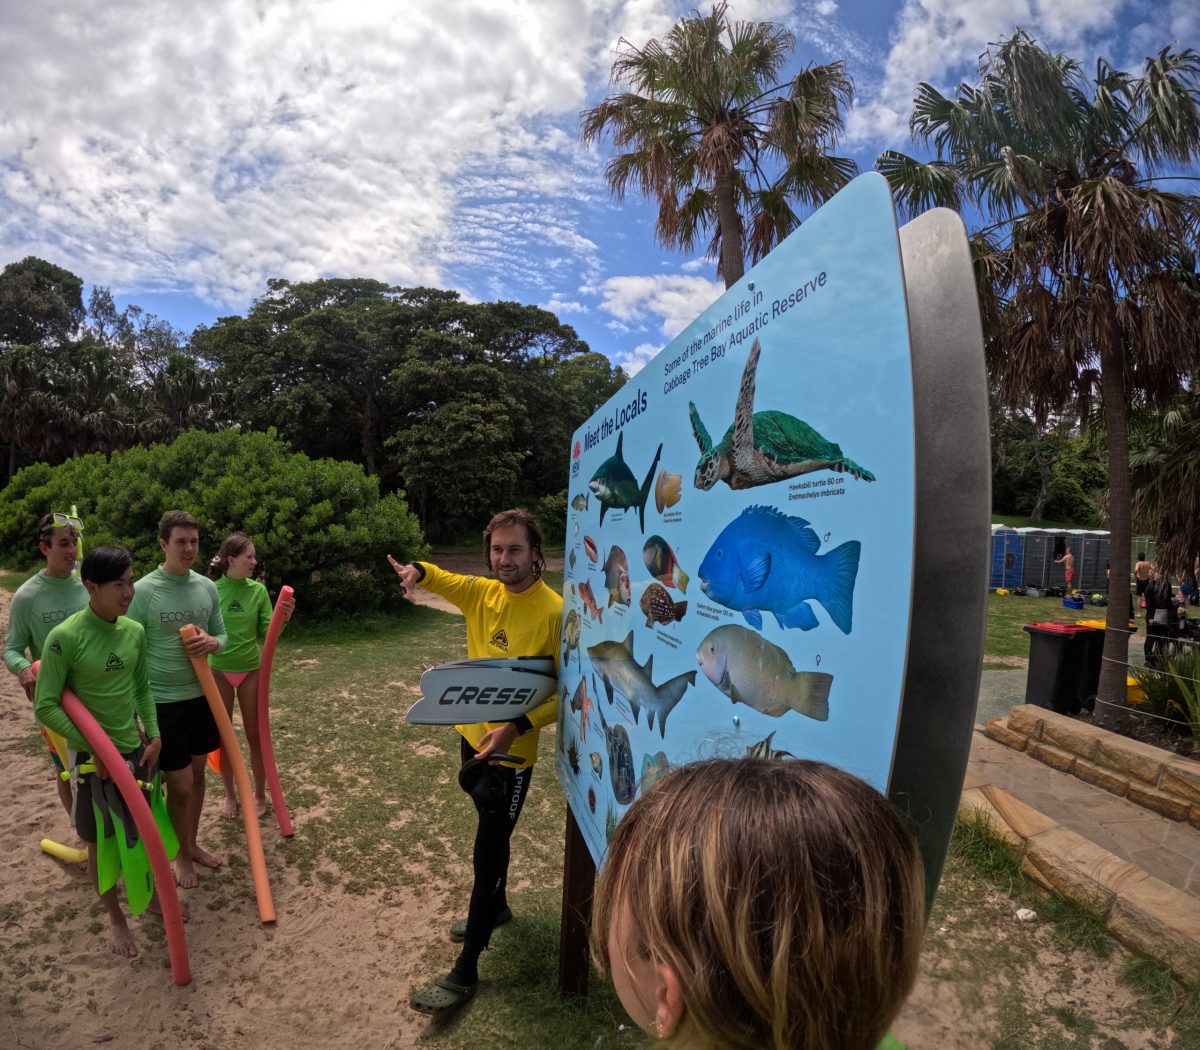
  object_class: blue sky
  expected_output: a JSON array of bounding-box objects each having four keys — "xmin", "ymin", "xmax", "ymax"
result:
[{"xmin": 1, "ymin": 0, "xmax": 1195, "ymax": 375}]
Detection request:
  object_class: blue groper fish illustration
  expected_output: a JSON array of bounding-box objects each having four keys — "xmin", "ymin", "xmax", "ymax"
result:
[{"xmin": 697, "ymin": 506, "xmax": 860, "ymax": 633}]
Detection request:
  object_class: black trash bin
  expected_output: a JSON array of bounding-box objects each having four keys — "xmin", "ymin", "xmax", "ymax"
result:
[
  {"xmin": 1023, "ymin": 622, "xmax": 1090, "ymax": 714},
  {"xmin": 1074, "ymin": 625, "xmax": 1105, "ymax": 711}
]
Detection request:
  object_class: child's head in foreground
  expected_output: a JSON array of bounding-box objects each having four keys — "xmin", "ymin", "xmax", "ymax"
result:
[{"xmin": 592, "ymin": 758, "xmax": 926, "ymax": 1050}]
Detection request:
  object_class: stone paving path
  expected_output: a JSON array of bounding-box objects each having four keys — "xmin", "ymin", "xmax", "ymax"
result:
[{"xmin": 972, "ymin": 651, "xmax": 1200, "ymax": 902}]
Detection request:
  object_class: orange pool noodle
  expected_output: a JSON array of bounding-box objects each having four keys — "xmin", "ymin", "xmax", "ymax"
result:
[{"xmin": 180, "ymin": 625, "xmax": 275, "ymax": 924}]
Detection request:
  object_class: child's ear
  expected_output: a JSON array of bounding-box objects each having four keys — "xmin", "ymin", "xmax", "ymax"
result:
[{"xmin": 654, "ymin": 961, "xmax": 686, "ymax": 1039}]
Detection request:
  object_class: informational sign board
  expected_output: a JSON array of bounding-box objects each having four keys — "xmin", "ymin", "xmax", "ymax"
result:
[{"xmin": 555, "ymin": 173, "xmax": 953, "ymax": 867}]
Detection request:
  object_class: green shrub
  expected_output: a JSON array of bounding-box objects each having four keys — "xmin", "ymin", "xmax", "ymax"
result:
[
  {"xmin": 530, "ymin": 490, "xmax": 567, "ymax": 546},
  {"xmin": 0, "ymin": 429, "xmax": 427, "ymax": 618}
]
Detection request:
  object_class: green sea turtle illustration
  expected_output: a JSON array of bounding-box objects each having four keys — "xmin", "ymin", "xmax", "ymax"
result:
[{"xmin": 688, "ymin": 338, "xmax": 875, "ymax": 491}]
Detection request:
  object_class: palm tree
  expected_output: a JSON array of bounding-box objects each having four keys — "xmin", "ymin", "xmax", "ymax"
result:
[
  {"xmin": 581, "ymin": 1, "xmax": 856, "ymax": 287},
  {"xmin": 1130, "ymin": 389, "xmax": 1200, "ymax": 572},
  {"xmin": 879, "ymin": 32, "xmax": 1200, "ymax": 727}
]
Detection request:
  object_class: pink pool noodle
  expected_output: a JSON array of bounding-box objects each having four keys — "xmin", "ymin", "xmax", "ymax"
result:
[
  {"xmin": 50, "ymin": 676, "xmax": 192, "ymax": 985},
  {"xmin": 257, "ymin": 586, "xmax": 294, "ymax": 837}
]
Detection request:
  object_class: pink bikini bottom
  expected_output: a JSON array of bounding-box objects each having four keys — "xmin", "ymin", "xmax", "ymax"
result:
[{"xmin": 217, "ymin": 670, "xmax": 252, "ymax": 688}]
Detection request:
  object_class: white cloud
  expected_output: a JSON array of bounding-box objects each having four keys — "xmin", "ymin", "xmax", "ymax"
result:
[
  {"xmin": 544, "ymin": 297, "xmax": 587, "ymax": 314},
  {"xmin": 847, "ymin": 0, "xmax": 1128, "ymax": 147},
  {"xmin": 598, "ymin": 274, "xmax": 724, "ymax": 340},
  {"xmin": 0, "ymin": 0, "xmax": 675, "ymax": 309},
  {"xmin": 613, "ymin": 341, "xmax": 661, "ymax": 377}
]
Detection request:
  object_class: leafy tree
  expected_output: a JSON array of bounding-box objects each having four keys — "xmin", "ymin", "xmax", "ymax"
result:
[
  {"xmin": 581, "ymin": 0, "xmax": 855, "ymax": 286},
  {"xmin": 879, "ymin": 32, "xmax": 1200, "ymax": 726},
  {"xmin": 0, "ymin": 429, "xmax": 426, "ymax": 617},
  {"xmin": 0, "ymin": 257, "xmax": 85, "ymax": 347},
  {"xmin": 1130, "ymin": 389, "xmax": 1200, "ymax": 570}
]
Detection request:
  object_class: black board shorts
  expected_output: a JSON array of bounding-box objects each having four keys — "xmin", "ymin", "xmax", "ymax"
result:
[{"xmin": 156, "ymin": 696, "xmax": 220, "ymax": 771}]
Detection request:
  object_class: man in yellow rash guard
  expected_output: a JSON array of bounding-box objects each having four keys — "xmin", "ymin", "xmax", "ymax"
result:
[
  {"xmin": 5, "ymin": 513, "xmax": 89, "ymax": 820},
  {"xmin": 34, "ymin": 546, "xmax": 161, "ymax": 958},
  {"xmin": 390, "ymin": 509, "xmax": 562, "ymax": 1015}
]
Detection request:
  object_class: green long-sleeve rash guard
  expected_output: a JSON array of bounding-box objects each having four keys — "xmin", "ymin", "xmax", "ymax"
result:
[
  {"xmin": 33, "ymin": 606, "xmax": 158, "ymax": 753},
  {"xmin": 4, "ymin": 571, "xmax": 89, "ymax": 675},
  {"xmin": 127, "ymin": 567, "xmax": 227, "ymax": 701}
]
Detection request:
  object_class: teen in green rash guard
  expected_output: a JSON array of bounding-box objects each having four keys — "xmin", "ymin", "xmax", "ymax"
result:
[
  {"xmin": 33, "ymin": 546, "xmax": 162, "ymax": 959},
  {"xmin": 126, "ymin": 510, "xmax": 226, "ymax": 890},
  {"xmin": 5, "ymin": 513, "xmax": 89, "ymax": 820},
  {"xmin": 208, "ymin": 532, "xmax": 294, "ymax": 821}
]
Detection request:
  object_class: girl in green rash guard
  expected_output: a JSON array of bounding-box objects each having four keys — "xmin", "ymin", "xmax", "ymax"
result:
[
  {"xmin": 34, "ymin": 546, "xmax": 163, "ymax": 959},
  {"xmin": 208, "ymin": 533, "xmax": 293, "ymax": 820}
]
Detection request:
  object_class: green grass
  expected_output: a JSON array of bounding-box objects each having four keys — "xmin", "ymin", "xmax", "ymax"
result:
[
  {"xmin": 983, "ymin": 591, "xmax": 1113, "ymax": 661},
  {"xmin": 0, "ymin": 566, "xmax": 39, "ymax": 593}
]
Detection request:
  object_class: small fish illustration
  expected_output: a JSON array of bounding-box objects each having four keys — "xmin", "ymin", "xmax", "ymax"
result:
[
  {"xmin": 571, "ymin": 492, "xmax": 590, "ymax": 512},
  {"xmin": 573, "ymin": 521, "xmax": 580, "ymax": 538},
  {"xmin": 606, "ymin": 805, "xmax": 618, "ymax": 842},
  {"xmin": 598, "ymin": 705, "xmax": 637, "ymax": 804},
  {"xmin": 569, "ymin": 675, "xmax": 594, "ymax": 736},
  {"xmin": 588, "ymin": 786, "xmax": 597, "ymax": 813},
  {"xmin": 696, "ymin": 624, "xmax": 832, "ymax": 721},
  {"xmin": 587, "ymin": 631, "xmax": 696, "ymax": 738},
  {"xmin": 578, "ymin": 580, "xmax": 604, "ymax": 623},
  {"xmin": 584, "ymin": 535, "xmax": 599, "ymax": 563},
  {"xmin": 698, "ymin": 506, "xmax": 860, "ymax": 633},
  {"xmin": 567, "ymin": 740, "xmax": 581, "ymax": 775},
  {"xmin": 568, "ymin": 548, "xmax": 577, "ymax": 575},
  {"xmin": 563, "ymin": 609, "xmax": 581, "ymax": 670},
  {"xmin": 603, "ymin": 546, "xmax": 632, "ymax": 607},
  {"xmin": 655, "ymin": 469, "xmax": 682, "ymax": 513},
  {"xmin": 589, "ymin": 432, "xmax": 663, "ymax": 533},
  {"xmin": 640, "ymin": 751, "xmax": 670, "ymax": 790},
  {"xmin": 590, "ymin": 752, "xmax": 603, "ymax": 779},
  {"xmin": 640, "ymin": 582, "xmax": 687, "ymax": 628},
  {"xmin": 643, "ymin": 535, "xmax": 689, "ymax": 592},
  {"xmin": 746, "ymin": 731, "xmax": 796, "ymax": 761}
]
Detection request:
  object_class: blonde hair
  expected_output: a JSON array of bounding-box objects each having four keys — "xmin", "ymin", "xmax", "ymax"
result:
[{"xmin": 592, "ymin": 758, "xmax": 926, "ymax": 1050}]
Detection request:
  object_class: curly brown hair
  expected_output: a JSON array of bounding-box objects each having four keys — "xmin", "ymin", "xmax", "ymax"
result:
[{"xmin": 482, "ymin": 508, "xmax": 545, "ymax": 579}]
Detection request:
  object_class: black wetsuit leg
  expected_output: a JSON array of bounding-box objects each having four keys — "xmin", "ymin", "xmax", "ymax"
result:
[{"xmin": 453, "ymin": 736, "xmax": 533, "ymax": 979}]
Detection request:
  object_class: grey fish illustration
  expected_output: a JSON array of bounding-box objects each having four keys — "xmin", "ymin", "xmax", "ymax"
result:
[
  {"xmin": 603, "ymin": 546, "xmax": 631, "ymax": 607},
  {"xmin": 587, "ymin": 631, "xmax": 697, "ymax": 738},
  {"xmin": 568, "ymin": 548, "xmax": 577, "ymax": 575},
  {"xmin": 640, "ymin": 583, "xmax": 687, "ymax": 628},
  {"xmin": 571, "ymin": 492, "xmax": 590, "ymax": 512},
  {"xmin": 589, "ymin": 432, "xmax": 664, "ymax": 533},
  {"xmin": 563, "ymin": 609, "xmax": 581, "ymax": 669},
  {"xmin": 590, "ymin": 751, "xmax": 603, "ymax": 779},
  {"xmin": 746, "ymin": 731, "xmax": 795, "ymax": 761},
  {"xmin": 696, "ymin": 624, "xmax": 832, "ymax": 721}
]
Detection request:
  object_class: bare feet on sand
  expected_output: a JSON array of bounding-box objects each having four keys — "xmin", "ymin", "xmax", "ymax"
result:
[
  {"xmin": 191, "ymin": 845, "xmax": 222, "ymax": 869},
  {"xmin": 174, "ymin": 855, "xmax": 199, "ymax": 889},
  {"xmin": 221, "ymin": 795, "xmax": 238, "ymax": 820},
  {"xmin": 110, "ymin": 919, "xmax": 137, "ymax": 957}
]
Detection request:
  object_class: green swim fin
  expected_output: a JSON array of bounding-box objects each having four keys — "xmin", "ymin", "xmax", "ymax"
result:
[
  {"xmin": 101, "ymin": 779, "xmax": 154, "ymax": 915},
  {"xmin": 149, "ymin": 773, "xmax": 179, "ymax": 860},
  {"xmin": 90, "ymin": 781, "xmax": 120, "ymax": 895}
]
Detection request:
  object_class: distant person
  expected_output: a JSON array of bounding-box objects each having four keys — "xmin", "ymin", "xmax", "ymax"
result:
[
  {"xmin": 390, "ymin": 508, "xmax": 562, "ymax": 1016},
  {"xmin": 1134, "ymin": 553, "xmax": 1152, "ymax": 597},
  {"xmin": 127, "ymin": 510, "xmax": 227, "ymax": 889},
  {"xmin": 1144, "ymin": 565, "xmax": 1173, "ymax": 664},
  {"xmin": 593, "ymin": 758, "xmax": 925, "ymax": 1050},
  {"xmin": 207, "ymin": 533, "xmax": 293, "ymax": 820},
  {"xmin": 1055, "ymin": 548, "xmax": 1076, "ymax": 591},
  {"xmin": 5, "ymin": 513, "xmax": 89, "ymax": 822},
  {"xmin": 33, "ymin": 546, "xmax": 162, "ymax": 957}
]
